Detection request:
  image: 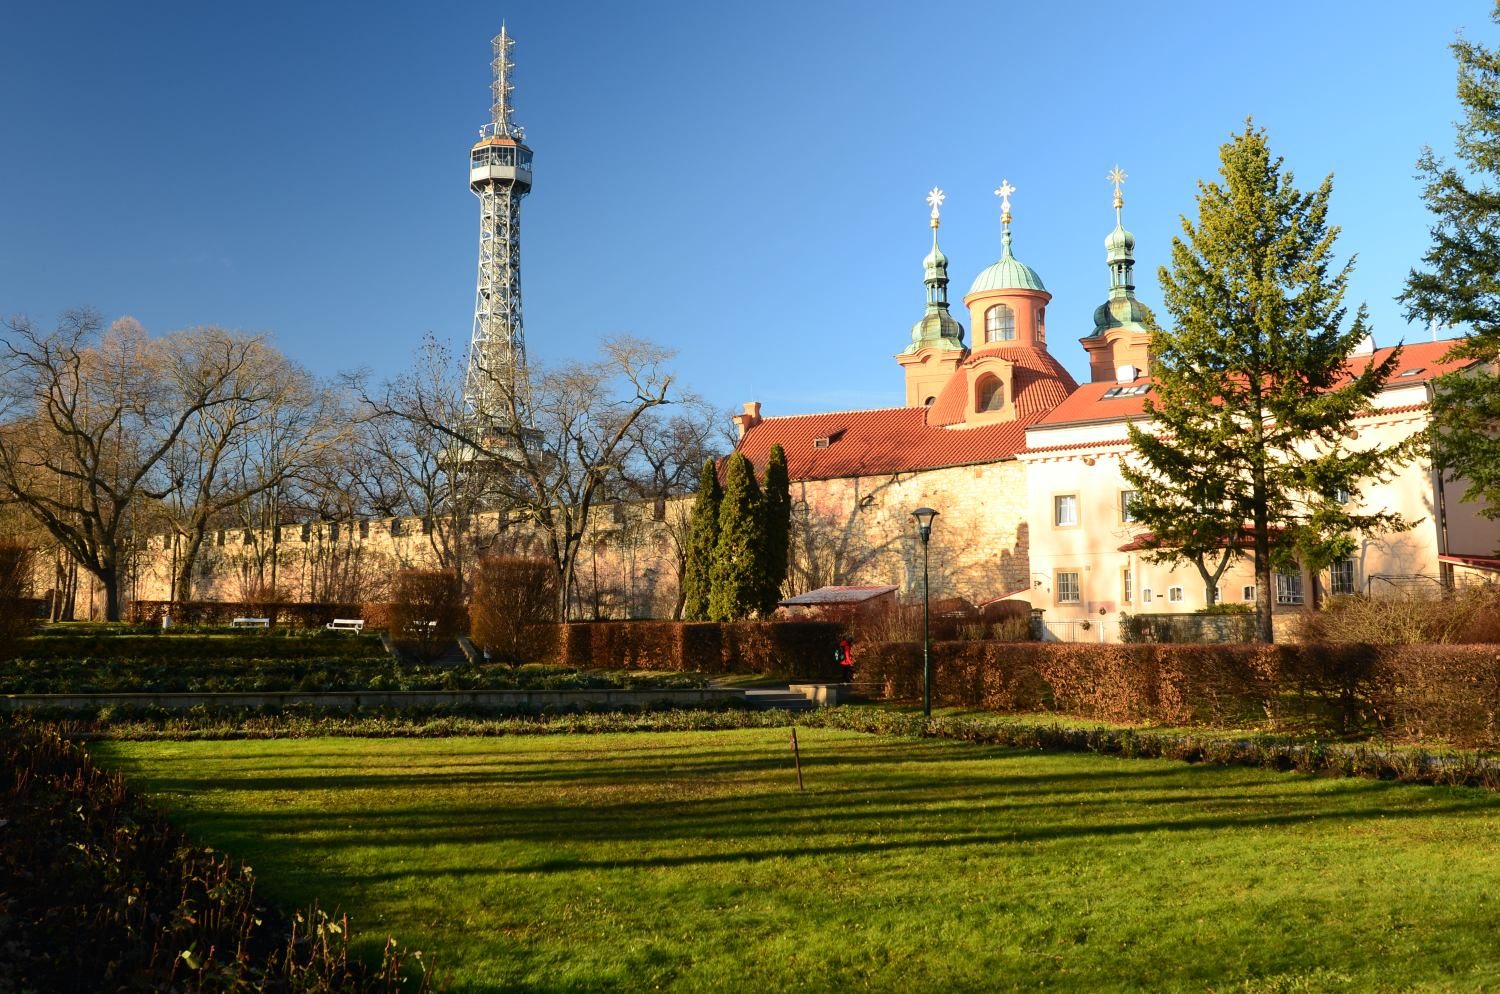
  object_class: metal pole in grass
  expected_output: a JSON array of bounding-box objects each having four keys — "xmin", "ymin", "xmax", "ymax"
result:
[
  {"xmin": 790, "ymin": 726, "xmax": 804, "ymax": 790},
  {"xmin": 910, "ymin": 507, "xmax": 939, "ymax": 720}
]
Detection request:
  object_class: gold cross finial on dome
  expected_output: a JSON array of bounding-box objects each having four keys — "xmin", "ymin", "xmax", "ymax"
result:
[
  {"xmin": 926, "ymin": 187, "xmax": 945, "ymax": 227},
  {"xmin": 994, "ymin": 179, "xmax": 1016, "ymax": 221},
  {"xmin": 1109, "ymin": 165, "xmax": 1127, "ymax": 211}
]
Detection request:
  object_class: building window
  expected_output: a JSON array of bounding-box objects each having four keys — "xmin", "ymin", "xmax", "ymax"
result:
[
  {"xmin": 984, "ymin": 304, "xmax": 1015, "ymax": 343},
  {"xmin": 1053, "ymin": 494, "xmax": 1078, "ymax": 527},
  {"xmin": 1332, "ymin": 484, "xmax": 1351, "ymax": 505},
  {"xmin": 1036, "ymin": 305, "xmax": 1045, "ymax": 340},
  {"xmin": 1142, "ymin": 588, "xmax": 1153, "ymax": 603},
  {"xmin": 359, "ymin": 520, "xmax": 370, "ymax": 539},
  {"xmin": 1119, "ymin": 490, "xmax": 1138, "ymax": 523},
  {"xmin": 1330, "ymin": 557, "xmax": 1356, "ymax": 596},
  {"xmin": 1243, "ymin": 585, "xmax": 1256, "ymax": 602},
  {"xmin": 976, "ymin": 375, "xmax": 1004, "ymax": 412},
  {"xmin": 923, "ymin": 396, "xmax": 936, "ymax": 406},
  {"xmin": 1056, "ymin": 571, "xmax": 1081, "ymax": 604},
  {"xmin": 1275, "ymin": 571, "xmax": 1304, "ymax": 605},
  {"xmin": 300, "ymin": 523, "xmax": 311, "ymax": 542},
  {"xmin": 1122, "ymin": 567, "xmax": 1133, "ymax": 604},
  {"xmin": 1168, "ymin": 586, "xmax": 1184, "ymax": 603}
]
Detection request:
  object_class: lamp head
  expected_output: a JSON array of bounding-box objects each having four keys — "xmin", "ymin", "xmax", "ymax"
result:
[{"xmin": 910, "ymin": 506, "xmax": 939, "ymax": 543}]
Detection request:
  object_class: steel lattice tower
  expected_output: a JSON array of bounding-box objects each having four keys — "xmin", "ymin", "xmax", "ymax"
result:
[{"xmin": 465, "ymin": 25, "xmax": 532, "ymax": 421}]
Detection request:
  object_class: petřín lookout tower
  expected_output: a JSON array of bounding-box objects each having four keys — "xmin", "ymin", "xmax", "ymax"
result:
[{"xmin": 464, "ymin": 25, "xmax": 533, "ymax": 422}]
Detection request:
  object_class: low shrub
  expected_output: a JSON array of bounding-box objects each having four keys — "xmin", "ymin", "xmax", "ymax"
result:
[
  {"xmin": 0, "ymin": 721, "xmax": 432, "ymax": 992},
  {"xmin": 0, "ymin": 541, "xmax": 38, "ymax": 647},
  {"xmin": 469, "ymin": 557, "xmax": 557, "ymax": 665},
  {"xmin": 390, "ymin": 570, "xmax": 466, "ymax": 648},
  {"xmin": 1297, "ymin": 586, "xmax": 1500, "ymax": 644}
]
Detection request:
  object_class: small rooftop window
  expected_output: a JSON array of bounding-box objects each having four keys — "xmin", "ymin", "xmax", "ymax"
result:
[
  {"xmin": 1398, "ymin": 368, "xmax": 1425, "ymax": 377},
  {"xmin": 1101, "ymin": 384, "xmax": 1151, "ymax": 399}
]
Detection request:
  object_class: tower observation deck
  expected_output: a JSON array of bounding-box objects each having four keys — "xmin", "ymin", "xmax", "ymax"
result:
[{"xmin": 465, "ymin": 25, "xmax": 532, "ymax": 421}]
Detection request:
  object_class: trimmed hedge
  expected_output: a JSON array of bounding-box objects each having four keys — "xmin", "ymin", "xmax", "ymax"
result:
[
  {"xmin": 856, "ymin": 640, "xmax": 1500, "ymax": 747},
  {"xmin": 8, "ymin": 632, "xmax": 389, "ymax": 665},
  {"xmin": 555, "ymin": 620, "xmax": 843, "ymax": 679}
]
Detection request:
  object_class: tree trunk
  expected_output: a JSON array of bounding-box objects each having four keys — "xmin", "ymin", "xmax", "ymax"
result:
[
  {"xmin": 173, "ymin": 528, "xmax": 208, "ymax": 603},
  {"xmin": 99, "ymin": 563, "xmax": 123, "ymax": 622}
]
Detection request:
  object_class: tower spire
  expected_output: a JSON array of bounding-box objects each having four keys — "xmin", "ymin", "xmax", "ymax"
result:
[
  {"xmin": 465, "ymin": 26, "xmax": 534, "ymax": 421},
  {"xmin": 1104, "ymin": 165, "xmax": 1135, "ymax": 298},
  {"xmin": 994, "ymin": 179, "xmax": 1017, "ymax": 258}
]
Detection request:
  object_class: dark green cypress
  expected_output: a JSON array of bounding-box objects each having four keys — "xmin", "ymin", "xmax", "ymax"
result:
[
  {"xmin": 680, "ymin": 458, "xmax": 721, "ymax": 621},
  {"xmin": 709, "ymin": 452, "xmax": 765, "ymax": 621},
  {"xmin": 760, "ymin": 444, "xmax": 791, "ymax": 615}
]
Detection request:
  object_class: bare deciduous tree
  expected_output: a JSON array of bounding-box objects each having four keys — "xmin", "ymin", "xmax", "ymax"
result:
[{"xmin": 0, "ymin": 311, "xmax": 288, "ymax": 620}]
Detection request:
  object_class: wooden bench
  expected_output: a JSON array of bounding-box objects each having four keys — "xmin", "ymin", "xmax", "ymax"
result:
[
  {"xmin": 231, "ymin": 617, "xmax": 270, "ymax": 629},
  {"xmin": 325, "ymin": 618, "xmax": 365, "ymax": 632}
]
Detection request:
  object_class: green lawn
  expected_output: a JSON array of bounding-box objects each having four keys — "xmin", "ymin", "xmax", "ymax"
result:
[{"xmin": 90, "ymin": 729, "xmax": 1500, "ymax": 994}]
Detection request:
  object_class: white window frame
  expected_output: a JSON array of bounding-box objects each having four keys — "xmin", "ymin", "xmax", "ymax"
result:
[
  {"xmin": 1056, "ymin": 570, "xmax": 1081, "ymax": 604},
  {"xmin": 1242, "ymin": 585, "xmax": 1256, "ymax": 602},
  {"xmin": 1122, "ymin": 567, "xmax": 1133, "ymax": 605},
  {"xmin": 1119, "ymin": 490, "xmax": 1138, "ymax": 523},
  {"xmin": 1168, "ymin": 586, "xmax": 1184, "ymax": 603},
  {"xmin": 1054, "ymin": 494, "xmax": 1079, "ymax": 528}
]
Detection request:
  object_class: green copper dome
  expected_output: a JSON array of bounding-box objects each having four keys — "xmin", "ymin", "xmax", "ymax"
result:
[
  {"xmin": 968, "ymin": 230, "xmax": 1046, "ymax": 294},
  {"xmin": 1105, "ymin": 220, "xmax": 1135, "ymax": 257}
]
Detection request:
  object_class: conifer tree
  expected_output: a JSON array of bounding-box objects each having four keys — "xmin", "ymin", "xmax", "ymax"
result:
[
  {"xmin": 1400, "ymin": 3, "xmax": 1500, "ymax": 521},
  {"xmin": 680, "ymin": 458, "xmax": 721, "ymax": 621},
  {"xmin": 760, "ymin": 444, "xmax": 791, "ymax": 615},
  {"xmin": 709, "ymin": 452, "xmax": 765, "ymax": 621},
  {"xmin": 1123, "ymin": 123, "xmax": 1412, "ymax": 643}
]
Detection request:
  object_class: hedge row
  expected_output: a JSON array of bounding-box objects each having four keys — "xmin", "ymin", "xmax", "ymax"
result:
[
  {"xmin": 0, "ymin": 722, "xmax": 431, "ymax": 992},
  {"xmin": 555, "ymin": 620, "xmax": 844, "ymax": 679},
  {"xmin": 128, "ymin": 600, "xmax": 394, "ymax": 629},
  {"xmin": 856, "ymin": 640, "xmax": 1500, "ymax": 747},
  {"xmin": 6, "ymin": 632, "xmax": 388, "ymax": 664}
]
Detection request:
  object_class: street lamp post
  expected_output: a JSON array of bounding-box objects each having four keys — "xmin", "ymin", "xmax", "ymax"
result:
[{"xmin": 910, "ymin": 507, "xmax": 939, "ymax": 719}]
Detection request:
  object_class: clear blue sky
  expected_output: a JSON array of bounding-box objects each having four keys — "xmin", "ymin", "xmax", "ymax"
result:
[{"xmin": 0, "ymin": 1, "xmax": 1485, "ymax": 418}]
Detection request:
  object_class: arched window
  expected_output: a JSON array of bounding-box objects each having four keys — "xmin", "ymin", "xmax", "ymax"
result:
[
  {"xmin": 923, "ymin": 395, "xmax": 936, "ymax": 407},
  {"xmin": 1036, "ymin": 305, "xmax": 1045, "ymax": 341},
  {"xmin": 976, "ymin": 375, "xmax": 1004, "ymax": 412},
  {"xmin": 984, "ymin": 304, "xmax": 1015, "ymax": 343}
]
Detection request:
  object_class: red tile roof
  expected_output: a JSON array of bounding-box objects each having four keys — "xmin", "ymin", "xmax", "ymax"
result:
[
  {"xmin": 737, "ymin": 406, "xmax": 1033, "ymax": 481},
  {"xmin": 1034, "ymin": 340, "xmax": 1475, "ymax": 428},
  {"xmin": 927, "ymin": 344, "xmax": 1079, "ymax": 427}
]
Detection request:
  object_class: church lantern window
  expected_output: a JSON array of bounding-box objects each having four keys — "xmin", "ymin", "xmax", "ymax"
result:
[
  {"xmin": 976, "ymin": 374, "xmax": 1005, "ymax": 412},
  {"xmin": 984, "ymin": 304, "xmax": 1015, "ymax": 343}
]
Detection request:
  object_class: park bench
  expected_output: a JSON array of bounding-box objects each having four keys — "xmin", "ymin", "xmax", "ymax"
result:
[
  {"xmin": 231, "ymin": 617, "xmax": 270, "ymax": 628},
  {"xmin": 325, "ymin": 618, "xmax": 365, "ymax": 632}
]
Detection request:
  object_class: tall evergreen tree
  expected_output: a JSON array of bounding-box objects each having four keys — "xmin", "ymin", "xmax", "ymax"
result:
[
  {"xmin": 760, "ymin": 443, "xmax": 791, "ymax": 615},
  {"xmin": 1123, "ymin": 123, "xmax": 1412, "ymax": 643},
  {"xmin": 680, "ymin": 458, "xmax": 721, "ymax": 621},
  {"xmin": 709, "ymin": 452, "xmax": 766, "ymax": 621},
  {"xmin": 1400, "ymin": 2, "xmax": 1500, "ymax": 521}
]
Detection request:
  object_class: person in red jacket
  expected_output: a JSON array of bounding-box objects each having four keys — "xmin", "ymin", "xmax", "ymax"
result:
[{"xmin": 837, "ymin": 637, "xmax": 855, "ymax": 683}]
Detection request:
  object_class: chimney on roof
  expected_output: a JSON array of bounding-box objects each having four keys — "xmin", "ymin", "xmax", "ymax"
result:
[
  {"xmin": 1352, "ymin": 334, "xmax": 1375, "ymax": 356},
  {"xmin": 1115, "ymin": 364, "xmax": 1138, "ymax": 383},
  {"xmin": 732, "ymin": 401, "xmax": 763, "ymax": 439}
]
